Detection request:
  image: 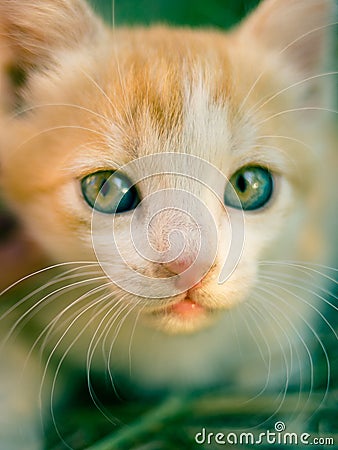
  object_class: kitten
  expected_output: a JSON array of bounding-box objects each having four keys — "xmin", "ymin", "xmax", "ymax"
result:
[{"xmin": 0, "ymin": 0, "xmax": 336, "ymax": 448}]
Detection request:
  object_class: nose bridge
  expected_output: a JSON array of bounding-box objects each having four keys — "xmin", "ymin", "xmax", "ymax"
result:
[
  {"xmin": 141, "ymin": 176, "xmax": 220, "ymax": 276},
  {"xmin": 149, "ymin": 206, "xmax": 199, "ymax": 250},
  {"xmin": 155, "ymin": 208, "xmax": 209, "ymax": 275}
]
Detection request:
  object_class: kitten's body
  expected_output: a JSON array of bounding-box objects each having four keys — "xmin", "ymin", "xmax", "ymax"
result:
[{"xmin": 0, "ymin": 0, "xmax": 336, "ymax": 448}]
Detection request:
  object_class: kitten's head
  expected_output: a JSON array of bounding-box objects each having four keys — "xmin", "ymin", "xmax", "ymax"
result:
[{"xmin": 0, "ymin": 0, "xmax": 335, "ymax": 333}]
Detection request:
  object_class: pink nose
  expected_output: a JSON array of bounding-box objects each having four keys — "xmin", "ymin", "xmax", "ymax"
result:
[
  {"xmin": 164, "ymin": 256, "xmax": 192, "ymax": 275},
  {"xmin": 163, "ymin": 254, "xmax": 212, "ymax": 290}
]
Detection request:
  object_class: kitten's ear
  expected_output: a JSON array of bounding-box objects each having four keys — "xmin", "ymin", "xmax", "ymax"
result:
[
  {"xmin": 238, "ymin": 0, "xmax": 335, "ymax": 76},
  {"xmin": 0, "ymin": 0, "xmax": 105, "ymax": 110}
]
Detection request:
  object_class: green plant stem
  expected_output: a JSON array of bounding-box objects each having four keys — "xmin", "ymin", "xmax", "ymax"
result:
[
  {"xmin": 191, "ymin": 392, "xmax": 325, "ymax": 417},
  {"xmin": 84, "ymin": 395, "xmax": 189, "ymax": 450}
]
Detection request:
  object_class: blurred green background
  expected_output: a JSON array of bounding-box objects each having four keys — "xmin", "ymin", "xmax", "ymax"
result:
[{"xmin": 89, "ymin": 0, "xmax": 261, "ymax": 29}]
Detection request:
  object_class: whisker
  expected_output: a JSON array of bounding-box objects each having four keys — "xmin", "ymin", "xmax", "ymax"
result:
[
  {"xmin": 243, "ymin": 300, "xmax": 297, "ymax": 417},
  {"xmin": 79, "ymin": 69, "xmax": 129, "ymax": 129},
  {"xmin": 252, "ymin": 290, "xmax": 311, "ymax": 418},
  {"xmin": 256, "ymin": 134, "xmax": 313, "ymax": 151},
  {"xmin": 257, "ymin": 107, "xmax": 337, "ymax": 126},
  {"xmin": 10, "ymin": 102, "xmax": 112, "ymax": 124},
  {"xmin": 85, "ymin": 293, "xmax": 129, "ymax": 372},
  {"xmin": 1, "ymin": 274, "xmax": 106, "ymax": 347},
  {"xmin": 248, "ymin": 72, "xmax": 337, "ymax": 117},
  {"xmin": 237, "ymin": 302, "xmax": 273, "ymax": 397},
  {"xmin": 251, "ymin": 142, "xmax": 300, "ymax": 174},
  {"xmin": 16, "ymin": 124, "xmax": 113, "ymax": 151},
  {"xmin": 238, "ymin": 302, "xmax": 271, "ymax": 369},
  {"xmin": 46, "ymin": 291, "xmax": 119, "ymax": 449},
  {"xmin": 265, "ymin": 273, "xmax": 337, "ymax": 304},
  {"xmin": 102, "ymin": 301, "xmax": 133, "ymax": 365},
  {"xmin": 106, "ymin": 299, "xmax": 142, "ymax": 375},
  {"xmin": 86, "ymin": 296, "xmax": 133, "ymax": 415},
  {"xmin": 40, "ymin": 287, "xmax": 117, "ymax": 397},
  {"xmin": 258, "ymin": 260, "xmax": 338, "ymax": 284},
  {"xmin": 86, "ymin": 296, "xmax": 144, "ymax": 409},
  {"xmin": 22, "ymin": 285, "xmax": 111, "ymax": 379},
  {"xmin": 109, "ymin": 33, "xmax": 136, "ymax": 132},
  {"xmin": 128, "ymin": 304, "xmax": 145, "ymax": 377},
  {"xmin": 9, "ymin": 269, "xmax": 103, "ymax": 339},
  {"xmin": 242, "ymin": 293, "xmax": 293, "ymax": 421},
  {"xmin": 0, "ymin": 261, "xmax": 100, "ymax": 298},
  {"xmin": 237, "ymin": 21, "xmax": 337, "ymax": 114},
  {"xmin": 229, "ymin": 308, "xmax": 244, "ymax": 362},
  {"xmin": 280, "ymin": 21, "xmax": 338, "ymax": 65},
  {"xmin": 0, "ymin": 264, "xmax": 101, "ymax": 325},
  {"xmin": 258, "ymin": 275, "xmax": 338, "ymax": 338},
  {"xmin": 255, "ymin": 282, "xmax": 331, "ymax": 417},
  {"xmin": 39, "ymin": 282, "xmax": 113, "ymax": 357},
  {"xmin": 258, "ymin": 270, "xmax": 338, "ymax": 311}
]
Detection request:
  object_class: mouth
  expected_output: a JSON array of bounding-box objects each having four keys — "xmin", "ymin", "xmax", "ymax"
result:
[
  {"xmin": 144, "ymin": 292, "xmax": 217, "ymax": 334},
  {"xmin": 167, "ymin": 297, "xmax": 206, "ymax": 317}
]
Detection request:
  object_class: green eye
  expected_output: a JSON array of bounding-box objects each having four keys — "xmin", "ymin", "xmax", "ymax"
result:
[
  {"xmin": 81, "ymin": 170, "xmax": 140, "ymax": 214},
  {"xmin": 224, "ymin": 166, "xmax": 273, "ymax": 211}
]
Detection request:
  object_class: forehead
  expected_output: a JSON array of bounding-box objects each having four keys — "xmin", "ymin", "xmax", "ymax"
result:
[
  {"xmin": 26, "ymin": 26, "xmax": 256, "ymax": 186},
  {"xmin": 94, "ymin": 27, "xmax": 249, "ymax": 167}
]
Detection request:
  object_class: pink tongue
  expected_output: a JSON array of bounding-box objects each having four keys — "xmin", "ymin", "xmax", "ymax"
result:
[{"xmin": 170, "ymin": 299, "xmax": 204, "ymax": 317}]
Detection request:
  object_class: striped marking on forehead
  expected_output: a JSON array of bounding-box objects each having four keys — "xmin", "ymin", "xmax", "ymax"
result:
[
  {"xmin": 135, "ymin": 68, "xmax": 234, "ymax": 170},
  {"xmin": 181, "ymin": 72, "xmax": 232, "ymax": 163}
]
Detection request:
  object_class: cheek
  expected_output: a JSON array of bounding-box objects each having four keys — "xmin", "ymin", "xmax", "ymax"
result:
[
  {"xmin": 189, "ymin": 256, "xmax": 257, "ymax": 311},
  {"xmin": 16, "ymin": 190, "xmax": 95, "ymax": 262},
  {"xmin": 242, "ymin": 178, "xmax": 295, "ymax": 257},
  {"xmin": 91, "ymin": 216, "xmax": 158, "ymax": 289}
]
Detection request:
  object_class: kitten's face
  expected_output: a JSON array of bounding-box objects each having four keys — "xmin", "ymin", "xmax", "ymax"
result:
[{"xmin": 0, "ymin": 0, "xmax": 333, "ymax": 333}]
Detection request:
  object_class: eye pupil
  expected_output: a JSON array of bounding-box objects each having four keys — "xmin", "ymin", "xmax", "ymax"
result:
[
  {"xmin": 100, "ymin": 180, "xmax": 110, "ymax": 197},
  {"xmin": 236, "ymin": 174, "xmax": 247, "ymax": 193}
]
